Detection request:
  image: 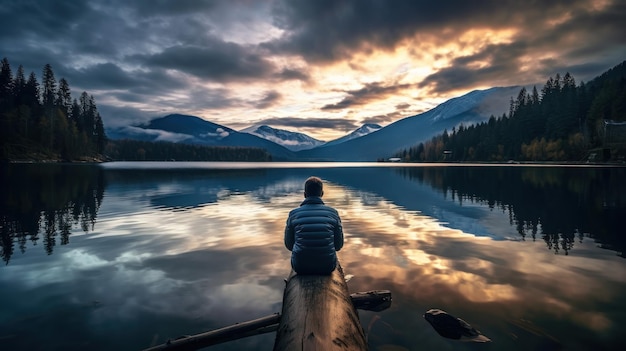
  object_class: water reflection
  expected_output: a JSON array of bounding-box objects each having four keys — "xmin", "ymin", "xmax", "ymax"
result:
[
  {"xmin": 4, "ymin": 163, "xmax": 623, "ymax": 262},
  {"xmin": 1, "ymin": 163, "xmax": 624, "ymax": 351},
  {"xmin": 0, "ymin": 164, "xmax": 104, "ymax": 264},
  {"xmin": 396, "ymin": 166, "xmax": 626, "ymax": 257}
]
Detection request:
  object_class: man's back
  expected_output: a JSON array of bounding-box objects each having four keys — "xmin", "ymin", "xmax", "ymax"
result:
[{"xmin": 284, "ymin": 178, "xmax": 344, "ymax": 275}]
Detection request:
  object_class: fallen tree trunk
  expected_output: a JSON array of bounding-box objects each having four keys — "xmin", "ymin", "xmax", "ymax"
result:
[
  {"xmin": 143, "ymin": 289, "xmax": 390, "ymax": 351},
  {"xmin": 142, "ymin": 313, "xmax": 281, "ymax": 351},
  {"xmin": 272, "ymin": 263, "xmax": 368, "ymax": 351},
  {"xmin": 143, "ymin": 263, "xmax": 390, "ymax": 351}
]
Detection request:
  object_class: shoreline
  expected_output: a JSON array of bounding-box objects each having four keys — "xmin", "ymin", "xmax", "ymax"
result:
[{"xmin": 4, "ymin": 159, "xmax": 625, "ymax": 167}]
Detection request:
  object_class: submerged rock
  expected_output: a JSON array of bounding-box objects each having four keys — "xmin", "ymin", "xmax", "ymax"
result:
[{"xmin": 423, "ymin": 308, "xmax": 491, "ymax": 343}]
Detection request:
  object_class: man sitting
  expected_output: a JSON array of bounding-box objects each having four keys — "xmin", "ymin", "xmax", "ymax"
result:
[{"xmin": 284, "ymin": 176, "xmax": 344, "ymax": 275}]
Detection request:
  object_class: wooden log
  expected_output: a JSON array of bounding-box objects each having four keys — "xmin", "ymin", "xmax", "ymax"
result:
[
  {"xmin": 143, "ymin": 313, "xmax": 281, "ymax": 351},
  {"xmin": 273, "ymin": 263, "xmax": 368, "ymax": 351},
  {"xmin": 350, "ymin": 290, "xmax": 392, "ymax": 312},
  {"xmin": 142, "ymin": 289, "xmax": 390, "ymax": 351}
]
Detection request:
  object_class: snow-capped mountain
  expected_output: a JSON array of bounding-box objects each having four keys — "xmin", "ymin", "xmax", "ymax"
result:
[
  {"xmin": 240, "ymin": 125, "xmax": 325, "ymax": 152},
  {"xmin": 106, "ymin": 114, "xmax": 296, "ymax": 160},
  {"xmin": 323, "ymin": 123, "xmax": 382, "ymax": 147},
  {"xmin": 296, "ymin": 86, "xmax": 520, "ymax": 161},
  {"xmin": 106, "ymin": 86, "xmax": 520, "ymax": 162},
  {"xmin": 240, "ymin": 124, "xmax": 382, "ymax": 151}
]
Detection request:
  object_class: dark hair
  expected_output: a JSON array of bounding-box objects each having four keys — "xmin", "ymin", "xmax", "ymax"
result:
[{"xmin": 304, "ymin": 176, "xmax": 323, "ymax": 197}]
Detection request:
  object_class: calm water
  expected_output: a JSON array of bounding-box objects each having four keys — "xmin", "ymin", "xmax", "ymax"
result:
[{"xmin": 1, "ymin": 162, "xmax": 625, "ymax": 351}]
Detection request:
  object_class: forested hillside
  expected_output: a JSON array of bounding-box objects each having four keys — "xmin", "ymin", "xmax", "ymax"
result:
[
  {"xmin": 0, "ymin": 58, "xmax": 107, "ymax": 161},
  {"xmin": 105, "ymin": 139, "xmax": 272, "ymax": 161},
  {"xmin": 0, "ymin": 58, "xmax": 275, "ymax": 162},
  {"xmin": 398, "ymin": 61, "xmax": 626, "ymax": 162}
]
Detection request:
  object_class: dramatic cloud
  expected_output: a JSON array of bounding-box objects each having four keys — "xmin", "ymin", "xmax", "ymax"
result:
[
  {"xmin": 361, "ymin": 108, "xmax": 417, "ymax": 126},
  {"xmin": 254, "ymin": 91, "xmax": 282, "ymax": 109},
  {"xmin": 321, "ymin": 81, "xmax": 414, "ymax": 111},
  {"xmin": 0, "ymin": 0, "xmax": 623, "ymax": 140},
  {"xmin": 253, "ymin": 117, "xmax": 358, "ymax": 131},
  {"xmin": 137, "ymin": 43, "xmax": 276, "ymax": 82}
]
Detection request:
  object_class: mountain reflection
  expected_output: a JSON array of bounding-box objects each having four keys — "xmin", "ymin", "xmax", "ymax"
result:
[
  {"xmin": 1, "ymin": 163, "xmax": 624, "ymax": 350},
  {"xmin": 0, "ymin": 164, "xmax": 104, "ymax": 264},
  {"xmin": 396, "ymin": 166, "xmax": 625, "ymax": 257},
  {"xmin": 2, "ymin": 163, "xmax": 624, "ymax": 265}
]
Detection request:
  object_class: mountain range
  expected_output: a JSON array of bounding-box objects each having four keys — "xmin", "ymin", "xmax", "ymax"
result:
[
  {"xmin": 106, "ymin": 86, "xmax": 520, "ymax": 161},
  {"xmin": 240, "ymin": 125, "xmax": 326, "ymax": 151}
]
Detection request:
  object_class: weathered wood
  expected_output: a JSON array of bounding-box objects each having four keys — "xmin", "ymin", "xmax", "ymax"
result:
[
  {"xmin": 143, "ymin": 313, "xmax": 281, "ymax": 351},
  {"xmin": 273, "ymin": 263, "xmax": 368, "ymax": 351},
  {"xmin": 141, "ymin": 288, "xmax": 389, "ymax": 351}
]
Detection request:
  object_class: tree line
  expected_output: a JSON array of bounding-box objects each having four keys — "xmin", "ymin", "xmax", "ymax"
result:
[
  {"xmin": 1, "ymin": 58, "xmax": 275, "ymax": 162},
  {"xmin": 396, "ymin": 166, "xmax": 624, "ymax": 257},
  {"xmin": 105, "ymin": 139, "xmax": 273, "ymax": 161},
  {"xmin": 0, "ymin": 58, "xmax": 107, "ymax": 161},
  {"xmin": 398, "ymin": 61, "xmax": 626, "ymax": 162},
  {"xmin": 1, "ymin": 164, "xmax": 104, "ymax": 264}
]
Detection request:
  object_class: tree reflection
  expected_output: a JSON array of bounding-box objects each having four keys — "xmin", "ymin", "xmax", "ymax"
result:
[
  {"xmin": 397, "ymin": 166, "xmax": 625, "ymax": 257},
  {"xmin": 0, "ymin": 164, "xmax": 104, "ymax": 264}
]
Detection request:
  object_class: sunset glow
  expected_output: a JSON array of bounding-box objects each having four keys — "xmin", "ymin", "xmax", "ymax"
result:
[{"xmin": 0, "ymin": 0, "xmax": 624, "ymax": 140}]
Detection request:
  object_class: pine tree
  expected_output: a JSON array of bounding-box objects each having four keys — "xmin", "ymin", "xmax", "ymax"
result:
[
  {"xmin": 13, "ymin": 65, "xmax": 25, "ymax": 104},
  {"xmin": 1, "ymin": 59, "xmax": 108, "ymax": 160},
  {"xmin": 71, "ymin": 99, "xmax": 81, "ymax": 130},
  {"xmin": 24, "ymin": 72, "xmax": 40, "ymax": 106},
  {"xmin": 55, "ymin": 78, "xmax": 72, "ymax": 118},
  {"xmin": 41, "ymin": 64, "xmax": 57, "ymax": 108},
  {"xmin": 0, "ymin": 58, "xmax": 13, "ymax": 106}
]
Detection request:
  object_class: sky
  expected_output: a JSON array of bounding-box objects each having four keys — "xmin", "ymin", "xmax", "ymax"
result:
[{"xmin": 1, "ymin": 0, "xmax": 624, "ymax": 141}]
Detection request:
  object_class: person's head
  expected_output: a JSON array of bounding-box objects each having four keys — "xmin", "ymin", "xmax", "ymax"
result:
[{"xmin": 304, "ymin": 176, "xmax": 324, "ymax": 198}]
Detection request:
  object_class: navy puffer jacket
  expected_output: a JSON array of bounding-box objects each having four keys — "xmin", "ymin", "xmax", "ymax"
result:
[{"xmin": 284, "ymin": 196, "xmax": 344, "ymax": 275}]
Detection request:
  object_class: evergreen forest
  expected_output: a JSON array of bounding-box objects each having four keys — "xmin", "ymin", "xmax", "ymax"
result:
[
  {"xmin": 398, "ymin": 61, "xmax": 626, "ymax": 162},
  {"xmin": 0, "ymin": 58, "xmax": 107, "ymax": 161},
  {"xmin": 0, "ymin": 58, "xmax": 273, "ymax": 162},
  {"xmin": 105, "ymin": 139, "xmax": 272, "ymax": 161}
]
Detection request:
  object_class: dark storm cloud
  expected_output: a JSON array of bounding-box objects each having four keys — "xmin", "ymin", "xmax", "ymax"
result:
[
  {"xmin": 0, "ymin": 1, "xmax": 131, "ymax": 68},
  {"xmin": 0, "ymin": 0, "xmax": 90, "ymax": 39},
  {"xmin": 136, "ymin": 43, "xmax": 275, "ymax": 82},
  {"xmin": 129, "ymin": 0, "xmax": 219, "ymax": 17},
  {"xmin": 69, "ymin": 63, "xmax": 154, "ymax": 90},
  {"xmin": 65, "ymin": 63, "xmax": 239, "ymax": 112},
  {"xmin": 418, "ymin": 43, "xmax": 524, "ymax": 94},
  {"xmin": 268, "ymin": 0, "xmax": 558, "ymax": 62},
  {"xmin": 0, "ymin": 0, "xmax": 296, "ymax": 88},
  {"xmin": 359, "ymin": 101, "xmax": 419, "ymax": 125},
  {"xmin": 274, "ymin": 68, "xmax": 311, "ymax": 82},
  {"xmin": 419, "ymin": 0, "xmax": 626, "ymax": 94},
  {"xmin": 254, "ymin": 91, "xmax": 282, "ymax": 109},
  {"xmin": 396, "ymin": 103, "xmax": 411, "ymax": 110},
  {"xmin": 321, "ymin": 81, "xmax": 414, "ymax": 111},
  {"xmin": 0, "ymin": 0, "xmax": 623, "ymax": 133},
  {"xmin": 132, "ymin": 40, "xmax": 308, "ymax": 84},
  {"xmin": 362, "ymin": 111, "xmax": 410, "ymax": 126},
  {"xmin": 269, "ymin": 0, "xmax": 625, "ymax": 94},
  {"xmin": 420, "ymin": 0, "xmax": 626, "ymax": 94}
]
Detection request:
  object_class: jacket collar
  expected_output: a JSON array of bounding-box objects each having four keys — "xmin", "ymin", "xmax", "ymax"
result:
[{"xmin": 301, "ymin": 196, "xmax": 324, "ymax": 206}]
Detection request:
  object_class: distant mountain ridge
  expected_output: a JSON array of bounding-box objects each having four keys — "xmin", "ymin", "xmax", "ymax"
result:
[
  {"xmin": 107, "ymin": 114, "xmax": 296, "ymax": 160},
  {"xmin": 323, "ymin": 123, "xmax": 382, "ymax": 147},
  {"xmin": 296, "ymin": 86, "xmax": 520, "ymax": 161},
  {"xmin": 240, "ymin": 125, "xmax": 325, "ymax": 151},
  {"xmin": 106, "ymin": 86, "xmax": 519, "ymax": 161}
]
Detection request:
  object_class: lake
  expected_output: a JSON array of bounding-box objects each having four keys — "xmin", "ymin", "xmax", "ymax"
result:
[{"xmin": 1, "ymin": 162, "xmax": 625, "ymax": 351}]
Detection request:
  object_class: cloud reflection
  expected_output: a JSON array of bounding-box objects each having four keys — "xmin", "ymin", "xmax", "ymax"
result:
[{"xmin": 1, "ymin": 165, "xmax": 625, "ymax": 350}]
